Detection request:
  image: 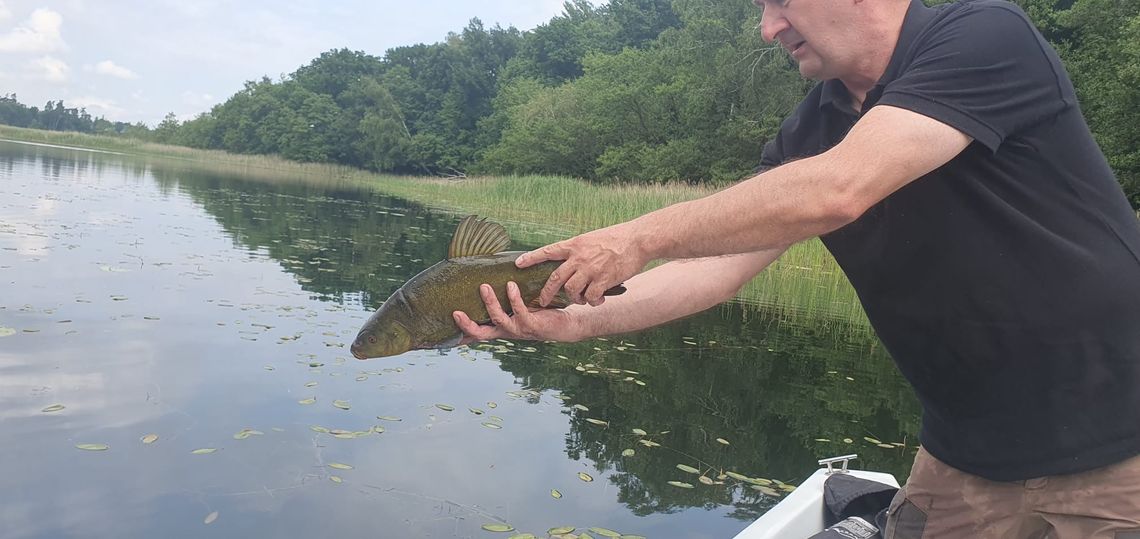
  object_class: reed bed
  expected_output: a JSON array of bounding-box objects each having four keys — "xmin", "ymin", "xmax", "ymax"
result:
[{"xmin": 1, "ymin": 126, "xmax": 870, "ymax": 327}]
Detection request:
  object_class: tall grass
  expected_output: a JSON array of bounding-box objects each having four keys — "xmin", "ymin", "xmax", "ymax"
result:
[{"xmin": 1, "ymin": 126, "xmax": 869, "ymax": 327}]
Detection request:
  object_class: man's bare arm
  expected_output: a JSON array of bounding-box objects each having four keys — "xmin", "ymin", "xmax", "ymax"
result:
[
  {"xmin": 521, "ymin": 105, "xmax": 973, "ymax": 306},
  {"xmin": 453, "ymin": 247, "xmax": 786, "ymax": 343}
]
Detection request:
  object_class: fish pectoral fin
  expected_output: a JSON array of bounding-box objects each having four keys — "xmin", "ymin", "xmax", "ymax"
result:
[
  {"xmin": 433, "ymin": 333, "xmax": 464, "ymax": 350},
  {"xmin": 448, "ymin": 215, "xmax": 511, "ymax": 259},
  {"xmin": 532, "ymin": 283, "xmax": 627, "ymax": 310}
]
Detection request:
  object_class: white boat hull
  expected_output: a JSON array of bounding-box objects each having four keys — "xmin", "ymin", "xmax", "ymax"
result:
[{"xmin": 732, "ymin": 469, "xmax": 900, "ymax": 539}]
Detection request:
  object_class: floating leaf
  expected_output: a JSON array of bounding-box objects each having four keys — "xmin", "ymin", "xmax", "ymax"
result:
[
  {"xmin": 328, "ymin": 462, "xmax": 353, "ymax": 470},
  {"xmin": 572, "ymin": 404, "xmax": 589, "ymax": 412},
  {"xmin": 637, "ymin": 439, "xmax": 660, "ymax": 448},
  {"xmin": 487, "ymin": 401, "xmax": 498, "ymax": 408},
  {"xmin": 332, "ymin": 400, "xmax": 351, "ymax": 410},
  {"xmin": 435, "ymin": 404, "xmax": 454, "ymax": 412},
  {"xmin": 577, "ymin": 472, "xmax": 593, "ymax": 482},
  {"xmin": 141, "ymin": 434, "xmax": 159, "ymax": 444},
  {"xmin": 204, "ymin": 511, "xmax": 218, "ymax": 525},
  {"xmin": 469, "ymin": 408, "xmax": 484, "ymax": 415},
  {"xmin": 191, "ymin": 448, "xmax": 218, "ymax": 455},
  {"xmin": 330, "ymin": 475, "xmax": 343, "ymax": 483},
  {"xmin": 298, "ymin": 398, "xmax": 316, "ymax": 405},
  {"xmin": 676, "ymin": 464, "xmax": 700, "ymax": 474},
  {"xmin": 843, "ymin": 438, "xmax": 854, "ymax": 444},
  {"xmin": 584, "ymin": 418, "xmax": 609, "ymax": 427},
  {"xmin": 716, "ymin": 438, "xmax": 730, "ymax": 445},
  {"xmin": 41, "ymin": 404, "xmax": 65, "ymax": 413},
  {"xmin": 508, "ymin": 534, "xmax": 537, "ymax": 539},
  {"xmin": 304, "ymin": 382, "xmax": 318, "ymax": 388},
  {"xmin": 589, "ymin": 528, "xmax": 622, "ymax": 538},
  {"xmin": 632, "ymin": 428, "xmax": 647, "ymax": 436},
  {"xmin": 481, "ymin": 523, "xmax": 514, "ymax": 532},
  {"xmin": 376, "ymin": 415, "xmax": 402, "ymax": 422},
  {"xmin": 481, "ymin": 422, "xmax": 502, "ymax": 429},
  {"xmin": 667, "ymin": 481, "xmax": 694, "ymax": 489},
  {"xmin": 310, "ymin": 425, "xmax": 330, "ymax": 433},
  {"xmin": 753, "ymin": 485, "xmax": 781, "ymax": 497},
  {"xmin": 551, "ymin": 489, "xmax": 562, "ymax": 499},
  {"xmin": 621, "ymin": 449, "xmax": 635, "ymax": 457},
  {"xmin": 0, "ymin": 327, "xmax": 16, "ymax": 337},
  {"xmin": 76, "ymin": 443, "xmax": 109, "ymax": 451},
  {"xmin": 864, "ymin": 437, "xmax": 882, "ymax": 445},
  {"xmin": 814, "ymin": 438, "xmax": 832, "ymax": 442},
  {"xmin": 698, "ymin": 475, "xmax": 716, "ymax": 485},
  {"xmin": 877, "ymin": 443, "xmax": 896, "ymax": 449},
  {"xmin": 548, "ymin": 527, "xmax": 576, "ymax": 535}
]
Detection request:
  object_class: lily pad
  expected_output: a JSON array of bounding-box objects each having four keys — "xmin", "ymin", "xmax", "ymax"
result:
[
  {"xmin": 589, "ymin": 528, "xmax": 622, "ymax": 538},
  {"xmin": 551, "ymin": 488, "xmax": 562, "ymax": 499},
  {"xmin": 332, "ymin": 400, "xmax": 351, "ymax": 410},
  {"xmin": 141, "ymin": 434, "xmax": 159, "ymax": 444},
  {"xmin": 434, "ymin": 403, "xmax": 454, "ymax": 412},
  {"xmin": 621, "ymin": 449, "xmax": 635, "ymax": 457},
  {"xmin": 481, "ymin": 523, "xmax": 514, "ymax": 532},
  {"xmin": 584, "ymin": 418, "xmax": 609, "ymax": 427},
  {"xmin": 0, "ymin": 327, "xmax": 16, "ymax": 337},
  {"xmin": 191, "ymin": 448, "xmax": 218, "ymax": 455},
  {"xmin": 330, "ymin": 475, "xmax": 343, "ymax": 483},
  {"xmin": 481, "ymin": 422, "xmax": 503, "ymax": 429},
  {"xmin": 328, "ymin": 462, "xmax": 353, "ymax": 470},
  {"xmin": 716, "ymin": 438, "xmax": 730, "ymax": 445},
  {"xmin": 632, "ymin": 428, "xmax": 647, "ymax": 436},
  {"xmin": 548, "ymin": 527, "xmax": 576, "ymax": 535},
  {"xmin": 376, "ymin": 415, "xmax": 402, "ymax": 422},
  {"xmin": 41, "ymin": 404, "xmax": 65, "ymax": 413},
  {"xmin": 76, "ymin": 443, "xmax": 109, "ymax": 451},
  {"xmin": 577, "ymin": 472, "xmax": 594, "ymax": 482},
  {"xmin": 676, "ymin": 464, "xmax": 700, "ymax": 474},
  {"xmin": 204, "ymin": 511, "xmax": 218, "ymax": 524},
  {"xmin": 667, "ymin": 481, "xmax": 695, "ymax": 489},
  {"xmin": 298, "ymin": 398, "xmax": 316, "ymax": 405}
]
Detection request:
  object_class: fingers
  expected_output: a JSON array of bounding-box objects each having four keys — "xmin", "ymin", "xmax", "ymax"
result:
[
  {"xmin": 481, "ymin": 283, "xmax": 513, "ymax": 328},
  {"xmin": 584, "ymin": 281, "xmax": 610, "ymax": 307},
  {"xmin": 452, "ymin": 310, "xmax": 499, "ymax": 343},
  {"xmin": 539, "ymin": 265, "xmax": 572, "ymax": 307},
  {"xmin": 505, "ymin": 281, "xmax": 529, "ymax": 315},
  {"xmin": 516, "ymin": 242, "xmax": 568, "ymax": 268},
  {"xmin": 564, "ymin": 270, "xmax": 590, "ymax": 305}
]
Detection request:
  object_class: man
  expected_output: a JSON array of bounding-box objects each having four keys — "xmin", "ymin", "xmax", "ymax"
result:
[{"xmin": 454, "ymin": 0, "xmax": 1140, "ymax": 536}]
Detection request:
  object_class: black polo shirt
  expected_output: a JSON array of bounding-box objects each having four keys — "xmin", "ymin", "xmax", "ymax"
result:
[{"xmin": 761, "ymin": 0, "xmax": 1140, "ymax": 481}]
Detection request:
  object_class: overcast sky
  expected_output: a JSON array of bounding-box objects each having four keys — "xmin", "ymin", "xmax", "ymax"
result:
[{"xmin": 0, "ymin": 0, "xmax": 569, "ymax": 126}]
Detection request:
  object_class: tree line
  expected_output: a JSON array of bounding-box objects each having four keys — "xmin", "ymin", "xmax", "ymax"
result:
[{"xmin": 2, "ymin": 0, "xmax": 1137, "ymax": 205}]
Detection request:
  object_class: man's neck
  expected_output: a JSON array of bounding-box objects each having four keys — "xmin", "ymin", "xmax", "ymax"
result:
[{"xmin": 839, "ymin": 0, "xmax": 912, "ymax": 112}]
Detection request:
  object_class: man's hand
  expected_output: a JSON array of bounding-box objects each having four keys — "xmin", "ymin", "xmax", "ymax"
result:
[
  {"xmin": 452, "ymin": 281, "xmax": 580, "ymax": 344},
  {"xmin": 516, "ymin": 222, "xmax": 650, "ymax": 308}
]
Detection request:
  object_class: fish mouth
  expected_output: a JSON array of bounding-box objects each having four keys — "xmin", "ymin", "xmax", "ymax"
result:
[{"xmin": 350, "ymin": 343, "xmax": 367, "ymax": 360}]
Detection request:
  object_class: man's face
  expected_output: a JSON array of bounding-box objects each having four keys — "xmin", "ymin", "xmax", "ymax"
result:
[{"xmin": 756, "ymin": 0, "xmax": 854, "ymax": 81}]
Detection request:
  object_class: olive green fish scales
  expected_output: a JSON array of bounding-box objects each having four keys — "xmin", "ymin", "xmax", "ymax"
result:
[{"xmin": 351, "ymin": 216, "xmax": 624, "ymax": 359}]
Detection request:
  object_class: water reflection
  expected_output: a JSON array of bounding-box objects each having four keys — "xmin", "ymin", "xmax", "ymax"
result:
[{"xmin": 0, "ymin": 141, "xmax": 920, "ymax": 539}]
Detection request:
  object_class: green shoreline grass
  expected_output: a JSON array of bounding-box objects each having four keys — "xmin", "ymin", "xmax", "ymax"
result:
[{"xmin": 0, "ymin": 125, "xmax": 869, "ymax": 327}]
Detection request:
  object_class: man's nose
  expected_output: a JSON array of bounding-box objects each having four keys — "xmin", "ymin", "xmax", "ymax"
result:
[{"xmin": 759, "ymin": 9, "xmax": 788, "ymax": 43}]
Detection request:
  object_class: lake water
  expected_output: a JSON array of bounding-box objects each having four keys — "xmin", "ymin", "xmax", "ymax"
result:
[{"xmin": 0, "ymin": 141, "xmax": 920, "ymax": 539}]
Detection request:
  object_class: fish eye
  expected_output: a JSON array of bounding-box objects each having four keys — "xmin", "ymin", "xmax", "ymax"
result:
[{"xmin": 368, "ymin": 336, "xmax": 376, "ymax": 344}]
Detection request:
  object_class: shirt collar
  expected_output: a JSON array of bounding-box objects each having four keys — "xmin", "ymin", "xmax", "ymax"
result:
[{"xmin": 817, "ymin": 0, "xmax": 939, "ymax": 113}]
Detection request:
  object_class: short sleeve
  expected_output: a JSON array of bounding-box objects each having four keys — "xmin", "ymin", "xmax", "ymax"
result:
[{"xmin": 876, "ymin": 3, "xmax": 1073, "ymax": 152}]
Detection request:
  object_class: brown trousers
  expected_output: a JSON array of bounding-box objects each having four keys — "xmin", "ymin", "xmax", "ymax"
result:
[{"xmin": 884, "ymin": 447, "xmax": 1140, "ymax": 539}]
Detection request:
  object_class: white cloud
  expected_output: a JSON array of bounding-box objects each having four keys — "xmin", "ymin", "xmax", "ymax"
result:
[
  {"xmin": 0, "ymin": 2, "xmax": 12, "ymax": 24},
  {"xmin": 0, "ymin": 8, "xmax": 66, "ymax": 53},
  {"xmin": 30, "ymin": 55, "xmax": 69, "ymax": 82},
  {"xmin": 68, "ymin": 95, "xmax": 125, "ymax": 118},
  {"xmin": 91, "ymin": 60, "xmax": 137, "ymax": 79}
]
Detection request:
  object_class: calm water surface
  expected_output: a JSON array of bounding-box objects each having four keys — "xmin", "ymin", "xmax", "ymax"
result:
[{"xmin": 0, "ymin": 141, "xmax": 920, "ymax": 539}]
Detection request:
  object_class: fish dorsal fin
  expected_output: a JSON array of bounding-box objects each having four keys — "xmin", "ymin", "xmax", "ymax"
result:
[{"xmin": 448, "ymin": 215, "xmax": 510, "ymax": 259}]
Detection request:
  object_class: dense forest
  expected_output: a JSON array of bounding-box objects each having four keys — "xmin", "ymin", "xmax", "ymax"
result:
[{"xmin": 3, "ymin": 0, "xmax": 1138, "ymax": 205}]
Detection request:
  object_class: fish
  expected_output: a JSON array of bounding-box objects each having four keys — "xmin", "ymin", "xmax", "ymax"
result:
[{"xmin": 350, "ymin": 215, "xmax": 626, "ymax": 359}]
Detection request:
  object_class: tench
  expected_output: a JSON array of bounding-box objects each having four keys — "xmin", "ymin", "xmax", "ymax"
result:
[{"xmin": 350, "ymin": 215, "xmax": 625, "ymax": 359}]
